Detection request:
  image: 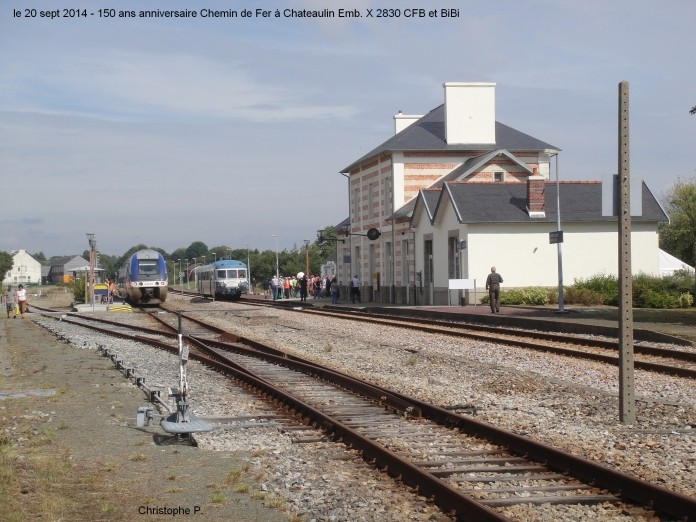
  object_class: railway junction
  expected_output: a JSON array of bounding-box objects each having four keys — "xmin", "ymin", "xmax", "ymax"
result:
[{"xmin": 1, "ymin": 288, "xmax": 694, "ymax": 521}]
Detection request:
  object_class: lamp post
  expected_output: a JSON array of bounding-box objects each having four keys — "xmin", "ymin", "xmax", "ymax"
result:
[
  {"xmin": 86, "ymin": 233, "xmax": 96, "ymax": 305},
  {"xmin": 246, "ymin": 243, "xmax": 252, "ymax": 294},
  {"xmin": 191, "ymin": 257, "xmax": 198, "ymax": 288},
  {"xmin": 551, "ymin": 151, "xmax": 565, "ymax": 313},
  {"xmin": 304, "ymin": 240, "xmax": 310, "ymax": 277},
  {"xmin": 271, "ymin": 234, "xmax": 279, "ymax": 278},
  {"xmin": 177, "ymin": 259, "xmax": 182, "ymax": 296},
  {"xmin": 228, "ymin": 248, "xmax": 232, "ymax": 261},
  {"xmin": 186, "ymin": 259, "xmax": 191, "ymax": 289}
]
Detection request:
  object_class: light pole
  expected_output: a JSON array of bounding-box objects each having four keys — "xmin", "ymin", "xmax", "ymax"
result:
[
  {"xmin": 551, "ymin": 151, "xmax": 565, "ymax": 313},
  {"xmin": 304, "ymin": 240, "xmax": 310, "ymax": 277},
  {"xmin": 86, "ymin": 233, "xmax": 96, "ymax": 305},
  {"xmin": 186, "ymin": 259, "xmax": 191, "ymax": 289},
  {"xmin": 228, "ymin": 248, "xmax": 232, "ymax": 261},
  {"xmin": 271, "ymin": 234, "xmax": 279, "ymax": 278},
  {"xmin": 177, "ymin": 259, "xmax": 182, "ymax": 296},
  {"xmin": 246, "ymin": 243, "xmax": 252, "ymax": 294},
  {"xmin": 193, "ymin": 257, "xmax": 199, "ymax": 290}
]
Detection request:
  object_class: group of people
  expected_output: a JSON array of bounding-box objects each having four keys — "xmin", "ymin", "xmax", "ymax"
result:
[
  {"xmin": 263, "ymin": 274, "xmax": 342, "ymax": 303},
  {"xmin": 102, "ymin": 279, "xmax": 119, "ymax": 304},
  {"xmin": 3, "ymin": 284, "xmax": 28, "ymax": 319}
]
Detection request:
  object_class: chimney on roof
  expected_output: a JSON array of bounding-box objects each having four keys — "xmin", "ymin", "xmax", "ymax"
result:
[
  {"xmin": 394, "ymin": 111, "xmax": 423, "ymax": 134},
  {"xmin": 443, "ymin": 82, "xmax": 496, "ymax": 145},
  {"xmin": 526, "ymin": 166, "xmax": 546, "ymax": 218}
]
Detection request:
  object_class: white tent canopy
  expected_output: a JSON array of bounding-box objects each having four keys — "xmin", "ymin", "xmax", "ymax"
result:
[{"xmin": 658, "ymin": 249, "xmax": 694, "ymax": 276}]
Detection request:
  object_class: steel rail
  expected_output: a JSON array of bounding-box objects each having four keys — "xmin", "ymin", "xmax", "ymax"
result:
[
  {"xmin": 271, "ymin": 306, "xmax": 696, "ymax": 378},
  {"xmin": 184, "ymin": 332, "xmax": 696, "ymax": 522},
  {"xmin": 44, "ymin": 312, "xmax": 696, "ymax": 521},
  {"xmin": 305, "ymin": 307, "xmax": 696, "ymax": 359},
  {"xmin": 47, "ymin": 313, "xmax": 506, "ymax": 520}
]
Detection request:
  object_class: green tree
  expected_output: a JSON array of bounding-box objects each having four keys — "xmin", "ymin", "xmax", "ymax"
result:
[
  {"xmin": 208, "ymin": 245, "xmax": 233, "ymax": 262},
  {"xmin": 170, "ymin": 247, "xmax": 188, "ymax": 262},
  {"xmin": 31, "ymin": 251, "xmax": 47, "ymax": 263},
  {"xmin": 659, "ymin": 177, "xmax": 696, "ymax": 268},
  {"xmin": 97, "ymin": 253, "xmax": 118, "ymax": 280},
  {"xmin": 253, "ymin": 250, "xmax": 276, "ymax": 281},
  {"xmin": 0, "ymin": 251, "xmax": 13, "ymax": 283},
  {"xmin": 316, "ymin": 225, "xmax": 343, "ymax": 264},
  {"xmin": 114, "ymin": 244, "xmax": 150, "ymax": 270},
  {"xmin": 185, "ymin": 241, "xmax": 208, "ymax": 260}
]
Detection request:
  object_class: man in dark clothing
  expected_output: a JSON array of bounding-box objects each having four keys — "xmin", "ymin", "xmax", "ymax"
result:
[
  {"xmin": 485, "ymin": 266, "xmax": 503, "ymax": 313},
  {"xmin": 299, "ymin": 275, "xmax": 308, "ymax": 302}
]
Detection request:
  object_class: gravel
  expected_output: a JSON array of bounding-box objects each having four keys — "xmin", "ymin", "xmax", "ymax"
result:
[{"xmin": 32, "ymin": 298, "xmax": 696, "ymax": 521}]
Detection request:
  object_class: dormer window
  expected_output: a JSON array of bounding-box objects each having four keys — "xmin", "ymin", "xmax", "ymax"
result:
[{"xmin": 494, "ymin": 171, "xmax": 504, "ymax": 182}]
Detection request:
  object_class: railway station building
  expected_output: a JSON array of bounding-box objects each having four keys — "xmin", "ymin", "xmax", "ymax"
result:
[{"xmin": 335, "ymin": 82, "xmax": 668, "ymax": 306}]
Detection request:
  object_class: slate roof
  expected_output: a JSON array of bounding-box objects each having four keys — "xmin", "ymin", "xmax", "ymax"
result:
[
  {"xmin": 413, "ymin": 181, "xmax": 667, "ymax": 226},
  {"xmin": 341, "ymin": 105, "xmax": 559, "ymax": 173},
  {"xmin": 48, "ymin": 255, "xmax": 79, "ymax": 267}
]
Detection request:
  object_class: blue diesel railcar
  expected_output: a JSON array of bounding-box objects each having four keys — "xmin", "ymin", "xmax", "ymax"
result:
[
  {"xmin": 193, "ymin": 259, "xmax": 248, "ymax": 300},
  {"xmin": 116, "ymin": 249, "xmax": 168, "ymax": 305}
]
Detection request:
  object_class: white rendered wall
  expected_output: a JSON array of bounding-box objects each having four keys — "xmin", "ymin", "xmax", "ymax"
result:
[
  {"xmin": 443, "ymin": 82, "xmax": 496, "ymax": 145},
  {"xmin": 414, "ymin": 214, "xmax": 662, "ymax": 291},
  {"xmin": 3, "ymin": 250, "xmax": 42, "ymax": 285},
  {"xmin": 465, "ymin": 222, "xmax": 660, "ymax": 288},
  {"xmin": 394, "ymin": 113, "xmax": 423, "ymax": 134}
]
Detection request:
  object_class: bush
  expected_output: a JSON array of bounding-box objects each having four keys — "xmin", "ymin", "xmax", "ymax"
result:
[
  {"xmin": 479, "ymin": 270, "xmax": 694, "ymax": 309},
  {"xmin": 70, "ymin": 278, "xmax": 86, "ymax": 303},
  {"xmin": 573, "ymin": 273, "xmax": 618, "ymax": 297},
  {"xmin": 562, "ymin": 287, "xmax": 605, "ymax": 306},
  {"xmin": 482, "ymin": 287, "xmax": 550, "ymax": 306},
  {"xmin": 678, "ymin": 292, "xmax": 694, "ymax": 307}
]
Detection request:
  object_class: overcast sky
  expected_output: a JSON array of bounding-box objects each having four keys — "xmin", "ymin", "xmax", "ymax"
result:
[{"xmin": 2, "ymin": 0, "xmax": 695, "ymax": 258}]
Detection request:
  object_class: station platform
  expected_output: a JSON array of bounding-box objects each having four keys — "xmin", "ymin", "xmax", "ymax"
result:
[{"xmin": 72, "ymin": 302, "xmax": 132, "ymax": 313}]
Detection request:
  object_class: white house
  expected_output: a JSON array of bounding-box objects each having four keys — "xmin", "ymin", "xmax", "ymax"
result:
[
  {"xmin": 335, "ymin": 82, "xmax": 668, "ymax": 305},
  {"xmin": 3, "ymin": 250, "xmax": 42, "ymax": 286}
]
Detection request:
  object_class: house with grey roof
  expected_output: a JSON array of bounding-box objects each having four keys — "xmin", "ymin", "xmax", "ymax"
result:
[
  {"xmin": 46, "ymin": 255, "xmax": 90, "ymax": 284},
  {"xmin": 335, "ymin": 82, "xmax": 667, "ymax": 305}
]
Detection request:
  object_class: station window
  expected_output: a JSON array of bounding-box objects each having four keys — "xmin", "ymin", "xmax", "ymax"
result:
[{"xmin": 494, "ymin": 171, "xmax": 504, "ymax": 182}]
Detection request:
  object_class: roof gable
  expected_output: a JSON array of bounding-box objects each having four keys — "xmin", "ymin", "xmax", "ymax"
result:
[
  {"xmin": 414, "ymin": 180, "xmax": 668, "ymax": 225},
  {"xmin": 410, "ymin": 189, "xmax": 441, "ymax": 226}
]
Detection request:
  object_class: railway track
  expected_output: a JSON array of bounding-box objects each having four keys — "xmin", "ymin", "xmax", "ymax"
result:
[
  {"xmin": 34, "ymin": 307, "xmax": 696, "ymax": 521},
  {"xmin": 235, "ymin": 299, "xmax": 696, "ymax": 379}
]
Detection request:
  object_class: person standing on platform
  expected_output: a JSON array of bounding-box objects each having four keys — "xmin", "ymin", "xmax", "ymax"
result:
[
  {"xmin": 485, "ymin": 266, "xmax": 503, "ymax": 313},
  {"xmin": 17, "ymin": 284, "xmax": 28, "ymax": 318},
  {"xmin": 350, "ymin": 275, "xmax": 361, "ymax": 304},
  {"xmin": 4, "ymin": 286, "xmax": 17, "ymax": 318},
  {"xmin": 299, "ymin": 275, "xmax": 308, "ymax": 302},
  {"xmin": 271, "ymin": 275, "xmax": 279, "ymax": 300},
  {"xmin": 330, "ymin": 276, "xmax": 339, "ymax": 304}
]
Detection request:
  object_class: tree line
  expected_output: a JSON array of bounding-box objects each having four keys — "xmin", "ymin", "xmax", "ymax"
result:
[{"xmin": 0, "ymin": 226, "xmax": 342, "ymax": 286}]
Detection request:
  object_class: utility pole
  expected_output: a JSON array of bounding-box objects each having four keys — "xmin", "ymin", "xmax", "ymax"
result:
[
  {"xmin": 86, "ymin": 233, "xmax": 96, "ymax": 307},
  {"xmin": 618, "ymin": 81, "xmax": 635, "ymax": 424}
]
